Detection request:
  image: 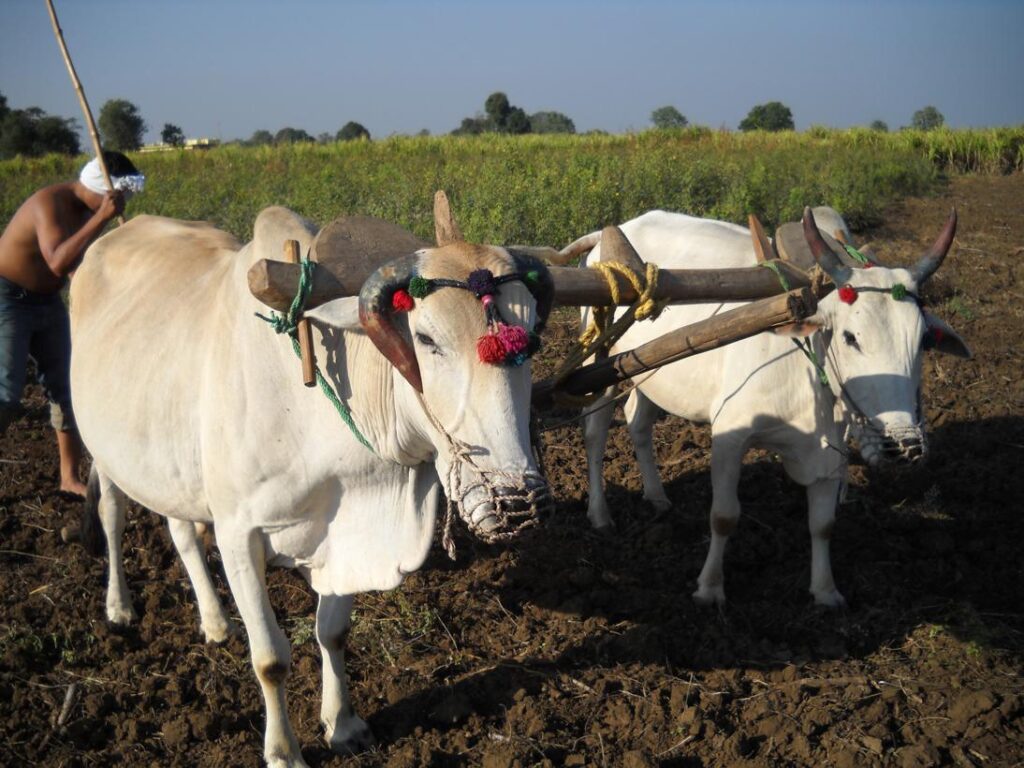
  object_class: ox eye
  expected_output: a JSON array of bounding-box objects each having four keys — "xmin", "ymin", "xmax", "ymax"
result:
[
  {"xmin": 842, "ymin": 331, "xmax": 860, "ymax": 350},
  {"xmin": 415, "ymin": 332, "xmax": 439, "ymax": 352}
]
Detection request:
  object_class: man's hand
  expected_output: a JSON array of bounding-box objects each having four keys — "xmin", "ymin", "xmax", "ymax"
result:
[{"xmin": 98, "ymin": 190, "xmax": 126, "ymax": 222}]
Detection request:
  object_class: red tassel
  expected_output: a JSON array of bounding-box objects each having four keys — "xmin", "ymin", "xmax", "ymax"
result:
[
  {"xmin": 838, "ymin": 285, "xmax": 858, "ymax": 305},
  {"xmin": 477, "ymin": 333, "xmax": 505, "ymax": 363},
  {"xmin": 391, "ymin": 289, "xmax": 415, "ymax": 312}
]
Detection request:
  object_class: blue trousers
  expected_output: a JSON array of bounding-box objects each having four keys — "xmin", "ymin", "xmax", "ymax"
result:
[{"xmin": 0, "ymin": 275, "xmax": 76, "ymax": 433}]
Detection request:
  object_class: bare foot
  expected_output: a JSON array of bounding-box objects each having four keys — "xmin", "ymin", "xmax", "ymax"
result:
[{"xmin": 59, "ymin": 478, "xmax": 88, "ymax": 497}]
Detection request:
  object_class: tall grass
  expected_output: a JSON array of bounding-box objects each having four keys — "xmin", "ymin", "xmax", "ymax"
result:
[{"xmin": 2, "ymin": 127, "xmax": 1020, "ymax": 245}]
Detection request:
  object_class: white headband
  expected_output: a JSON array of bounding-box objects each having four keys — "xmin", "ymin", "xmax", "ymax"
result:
[{"xmin": 79, "ymin": 158, "xmax": 146, "ymax": 195}]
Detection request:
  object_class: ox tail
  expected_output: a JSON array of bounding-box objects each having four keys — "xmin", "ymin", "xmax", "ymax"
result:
[{"xmin": 81, "ymin": 465, "xmax": 105, "ymax": 557}]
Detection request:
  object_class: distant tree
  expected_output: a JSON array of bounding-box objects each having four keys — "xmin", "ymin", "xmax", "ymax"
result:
[
  {"xmin": 504, "ymin": 106, "xmax": 531, "ymax": 134},
  {"xmin": 869, "ymin": 119, "xmax": 889, "ymax": 132},
  {"xmin": 0, "ymin": 104, "xmax": 80, "ymax": 160},
  {"xmin": 274, "ymin": 127, "xmax": 314, "ymax": 144},
  {"xmin": 451, "ymin": 116, "xmax": 488, "ymax": 136},
  {"xmin": 739, "ymin": 101, "xmax": 794, "ymax": 132},
  {"xmin": 529, "ymin": 111, "xmax": 576, "ymax": 134},
  {"xmin": 0, "ymin": 91, "xmax": 8, "ymax": 121},
  {"xmin": 650, "ymin": 105, "xmax": 688, "ymax": 130},
  {"xmin": 417, "ymin": 128, "xmax": 431, "ymax": 137},
  {"xmin": 98, "ymin": 98, "xmax": 146, "ymax": 151},
  {"xmin": 161, "ymin": 123, "xmax": 185, "ymax": 146},
  {"xmin": 911, "ymin": 105, "xmax": 944, "ymax": 131},
  {"xmin": 248, "ymin": 129, "xmax": 273, "ymax": 146},
  {"xmin": 336, "ymin": 121, "xmax": 370, "ymax": 141},
  {"xmin": 485, "ymin": 92, "xmax": 511, "ymax": 128}
]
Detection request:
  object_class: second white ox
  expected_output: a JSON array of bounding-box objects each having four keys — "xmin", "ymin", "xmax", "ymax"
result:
[
  {"xmin": 572, "ymin": 208, "xmax": 968, "ymax": 607},
  {"xmin": 70, "ymin": 207, "xmax": 552, "ymax": 767}
]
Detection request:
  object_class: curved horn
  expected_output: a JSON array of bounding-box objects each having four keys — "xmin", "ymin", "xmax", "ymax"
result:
[
  {"xmin": 358, "ymin": 253, "xmax": 423, "ymax": 392},
  {"xmin": 433, "ymin": 190, "xmax": 463, "ymax": 246},
  {"xmin": 910, "ymin": 207, "xmax": 957, "ymax": 285},
  {"xmin": 507, "ymin": 249, "xmax": 555, "ymax": 335},
  {"xmin": 802, "ymin": 207, "xmax": 852, "ymax": 286}
]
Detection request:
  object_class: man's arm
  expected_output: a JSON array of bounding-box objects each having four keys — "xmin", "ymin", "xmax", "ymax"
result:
[{"xmin": 35, "ymin": 191, "xmax": 124, "ymax": 277}]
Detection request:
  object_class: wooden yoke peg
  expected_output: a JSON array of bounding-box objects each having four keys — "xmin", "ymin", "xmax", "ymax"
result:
[{"xmin": 284, "ymin": 239, "xmax": 317, "ymax": 387}]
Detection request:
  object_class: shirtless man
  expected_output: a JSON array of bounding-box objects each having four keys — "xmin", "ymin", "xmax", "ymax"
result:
[{"xmin": 0, "ymin": 151, "xmax": 143, "ymax": 496}]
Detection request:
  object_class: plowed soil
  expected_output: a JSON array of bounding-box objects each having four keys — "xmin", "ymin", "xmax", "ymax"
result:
[{"xmin": 2, "ymin": 174, "xmax": 1022, "ymax": 767}]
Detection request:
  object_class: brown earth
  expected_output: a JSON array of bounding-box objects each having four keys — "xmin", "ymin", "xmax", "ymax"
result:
[{"xmin": 2, "ymin": 174, "xmax": 1022, "ymax": 768}]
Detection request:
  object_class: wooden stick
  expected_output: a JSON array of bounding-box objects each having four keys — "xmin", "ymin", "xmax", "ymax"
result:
[
  {"xmin": 44, "ymin": 0, "xmax": 125, "ymax": 225},
  {"xmin": 248, "ymin": 258, "xmax": 814, "ymax": 313},
  {"xmin": 284, "ymin": 240, "xmax": 316, "ymax": 387},
  {"xmin": 532, "ymin": 288, "xmax": 816, "ymax": 407}
]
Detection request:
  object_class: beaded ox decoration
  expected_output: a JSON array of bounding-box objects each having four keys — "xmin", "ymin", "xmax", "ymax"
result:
[{"xmin": 391, "ymin": 267, "xmax": 545, "ymax": 367}]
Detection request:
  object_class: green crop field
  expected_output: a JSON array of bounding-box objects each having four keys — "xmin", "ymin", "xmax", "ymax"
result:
[{"xmin": 2, "ymin": 127, "xmax": 1021, "ymax": 247}]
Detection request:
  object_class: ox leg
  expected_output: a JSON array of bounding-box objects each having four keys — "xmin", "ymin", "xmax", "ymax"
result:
[
  {"xmin": 624, "ymin": 390, "xmax": 671, "ymax": 513},
  {"xmin": 806, "ymin": 478, "xmax": 846, "ymax": 608},
  {"xmin": 97, "ymin": 474, "xmax": 136, "ymax": 625},
  {"xmin": 218, "ymin": 526, "xmax": 306, "ymax": 768},
  {"xmin": 583, "ymin": 389, "xmax": 618, "ymax": 529},
  {"xmin": 166, "ymin": 518, "xmax": 234, "ymax": 643},
  {"xmin": 316, "ymin": 593, "xmax": 374, "ymax": 753},
  {"xmin": 693, "ymin": 438, "xmax": 744, "ymax": 606}
]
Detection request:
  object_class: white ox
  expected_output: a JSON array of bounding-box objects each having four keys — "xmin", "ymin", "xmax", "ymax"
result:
[
  {"xmin": 572, "ymin": 208, "xmax": 969, "ymax": 607},
  {"xmin": 70, "ymin": 207, "xmax": 552, "ymax": 767}
]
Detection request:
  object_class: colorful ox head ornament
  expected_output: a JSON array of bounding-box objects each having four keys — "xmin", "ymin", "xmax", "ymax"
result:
[
  {"xmin": 354, "ymin": 240, "xmax": 555, "ymax": 550},
  {"xmin": 797, "ymin": 207, "xmax": 970, "ymax": 467}
]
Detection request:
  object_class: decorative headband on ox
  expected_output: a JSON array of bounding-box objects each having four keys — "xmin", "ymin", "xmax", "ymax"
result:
[
  {"xmin": 391, "ymin": 268, "xmax": 544, "ymax": 367},
  {"xmin": 358, "ymin": 251, "xmax": 554, "ymax": 393}
]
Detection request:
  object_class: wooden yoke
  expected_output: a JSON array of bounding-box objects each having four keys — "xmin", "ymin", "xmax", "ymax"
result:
[{"xmin": 284, "ymin": 240, "xmax": 317, "ymax": 387}]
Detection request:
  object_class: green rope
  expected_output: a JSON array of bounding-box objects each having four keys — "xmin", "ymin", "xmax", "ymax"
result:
[
  {"xmin": 256, "ymin": 258, "xmax": 374, "ymax": 454},
  {"xmin": 759, "ymin": 259, "xmax": 829, "ymax": 387},
  {"xmin": 759, "ymin": 260, "xmax": 791, "ymax": 291},
  {"xmin": 843, "ymin": 244, "xmax": 871, "ymax": 266}
]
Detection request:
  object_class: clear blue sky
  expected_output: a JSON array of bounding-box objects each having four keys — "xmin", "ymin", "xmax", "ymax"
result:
[{"xmin": 2, "ymin": 0, "xmax": 1022, "ymax": 143}]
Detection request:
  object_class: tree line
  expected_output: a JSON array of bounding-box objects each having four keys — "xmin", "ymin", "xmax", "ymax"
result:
[{"xmin": 0, "ymin": 88, "xmax": 950, "ymax": 160}]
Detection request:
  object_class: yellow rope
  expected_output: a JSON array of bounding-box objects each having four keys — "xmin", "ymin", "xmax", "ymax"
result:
[
  {"xmin": 547, "ymin": 260, "xmax": 665, "ymax": 408},
  {"xmin": 578, "ymin": 261, "xmax": 663, "ymax": 347}
]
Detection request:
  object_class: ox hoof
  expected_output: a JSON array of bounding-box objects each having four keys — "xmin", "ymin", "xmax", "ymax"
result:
[
  {"xmin": 326, "ymin": 717, "xmax": 375, "ymax": 755},
  {"xmin": 692, "ymin": 584, "xmax": 726, "ymax": 607},
  {"xmin": 105, "ymin": 603, "xmax": 137, "ymax": 627},
  {"xmin": 201, "ymin": 617, "xmax": 235, "ymax": 645},
  {"xmin": 266, "ymin": 754, "xmax": 309, "ymax": 768},
  {"xmin": 811, "ymin": 589, "xmax": 847, "ymax": 610}
]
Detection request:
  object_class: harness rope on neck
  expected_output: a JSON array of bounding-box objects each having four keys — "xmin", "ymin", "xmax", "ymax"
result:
[{"xmin": 255, "ymin": 257, "xmax": 374, "ymax": 453}]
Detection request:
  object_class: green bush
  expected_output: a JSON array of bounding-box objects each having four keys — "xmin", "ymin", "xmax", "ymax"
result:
[{"xmin": 3, "ymin": 128, "xmax": 1019, "ymax": 245}]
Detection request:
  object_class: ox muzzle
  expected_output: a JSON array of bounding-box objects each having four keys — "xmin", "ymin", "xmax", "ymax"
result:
[{"xmin": 857, "ymin": 423, "xmax": 928, "ymax": 468}]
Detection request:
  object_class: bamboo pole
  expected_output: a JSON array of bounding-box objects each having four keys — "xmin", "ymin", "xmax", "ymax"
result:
[{"xmin": 44, "ymin": 0, "xmax": 125, "ymax": 225}]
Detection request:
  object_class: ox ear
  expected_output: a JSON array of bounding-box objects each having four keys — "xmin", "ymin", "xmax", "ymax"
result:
[
  {"xmin": 304, "ymin": 297, "xmax": 363, "ymax": 331},
  {"xmin": 923, "ymin": 311, "xmax": 971, "ymax": 358}
]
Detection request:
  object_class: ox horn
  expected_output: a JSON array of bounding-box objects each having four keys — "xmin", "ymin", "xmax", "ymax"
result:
[
  {"xmin": 506, "ymin": 249, "xmax": 556, "ymax": 335},
  {"xmin": 434, "ymin": 190, "xmax": 463, "ymax": 246},
  {"xmin": 802, "ymin": 207, "xmax": 853, "ymax": 286},
  {"xmin": 909, "ymin": 207, "xmax": 957, "ymax": 285},
  {"xmin": 358, "ymin": 253, "xmax": 423, "ymax": 392}
]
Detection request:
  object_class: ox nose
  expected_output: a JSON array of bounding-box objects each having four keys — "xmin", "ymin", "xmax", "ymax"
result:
[{"xmin": 880, "ymin": 436, "xmax": 926, "ymax": 465}]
